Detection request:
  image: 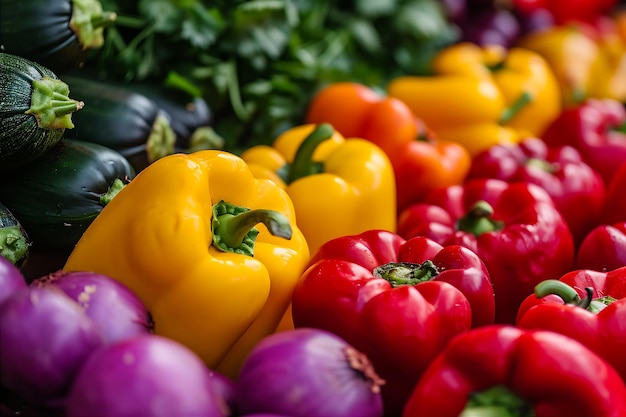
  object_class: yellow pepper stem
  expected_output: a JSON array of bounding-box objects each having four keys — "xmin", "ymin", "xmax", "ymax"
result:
[
  {"xmin": 499, "ymin": 91, "xmax": 533, "ymax": 124},
  {"xmin": 286, "ymin": 123, "xmax": 334, "ymax": 184},
  {"xmin": 211, "ymin": 200, "xmax": 292, "ymax": 256}
]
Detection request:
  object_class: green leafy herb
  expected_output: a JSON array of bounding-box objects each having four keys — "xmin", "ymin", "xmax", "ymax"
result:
[{"xmin": 87, "ymin": 0, "xmax": 458, "ymax": 152}]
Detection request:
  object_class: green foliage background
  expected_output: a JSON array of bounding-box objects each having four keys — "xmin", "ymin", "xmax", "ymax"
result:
[{"xmin": 88, "ymin": 0, "xmax": 459, "ymax": 152}]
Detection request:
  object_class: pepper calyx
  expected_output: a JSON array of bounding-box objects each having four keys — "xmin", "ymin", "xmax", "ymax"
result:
[
  {"xmin": 373, "ymin": 260, "xmax": 439, "ymax": 287},
  {"xmin": 525, "ymin": 157, "xmax": 555, "ymax": 173},
  {"xmin": 211, "ymin": 200, "xmax": 292, "ymax": 256},
  {"xmin": 460, "ymin": 385, "xmax": 533, "ymax": 417},
  {"xmin": 457, "ymin": 200, "xmax": 504, "ymax": 236}
]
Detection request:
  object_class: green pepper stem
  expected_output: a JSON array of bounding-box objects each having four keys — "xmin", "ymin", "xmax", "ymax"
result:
[
  {"xmin": 456, "ymin": 200, "xmax": 504, "ymax": 236},
  {"xmin": 373, "ymin": 261, "xmax": 439, "ymax": 287},
  {"xmin": 212, "ymin": 200, "xmax": 292, "ymax": 256},
  {"xmin": 286, "ymin": 123, "xmax": 334, "ymax": 184},
  {"xmin": 499, "ymin": 91, "xmax": 533, "ymax": 124},
  {"xmin": 534, "ymin": 279, "xmax": 580, "ymax": 302},
  {"xmin": 461, "ymin": 385, "xmax": 533, "ymax": 417},
  {"xmin": 460, "ymin": 406, "xmax": 521, "ymax": 417},
  {"xmin": 615, "ymin": 122, "xmax": 626, "ymax": 135},
  {"xmin": 525, "ymin": 157, "xmax": 554, "ymax": 173},
  {"xmin": 533, "ymin": 279, "xmax": 614, "ymax": 313}
]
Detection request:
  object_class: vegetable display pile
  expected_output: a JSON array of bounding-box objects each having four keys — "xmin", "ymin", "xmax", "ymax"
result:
[{"xmin": 5, "ymin": 0, "xmax": 626, "ymax": 416}]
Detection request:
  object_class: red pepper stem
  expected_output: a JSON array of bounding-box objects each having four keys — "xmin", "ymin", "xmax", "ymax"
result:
[
  {"xmin": 525, "ymin": 157, "xmax": 554, "ymax": 173},
  {"xmin": 533, "ymin": 279, "xmax": 612, "ymax": 313},
  {"xmin": 461, "ymin": 385, "xmax": 532, "ymax": 417},
  {"xmin": 457, "ymin": 200, "xmax": 504, "ymax": 236},
  {"xmin": 372, "ymin": 261, "xmax": 439, "ymax": 288},
  {"xmin": 211, "ymin": 200, "xmax": 292, "ymax": 256},
  {"xmin": 286, "ymin": 123, "xmax": 334, "ymax": 184}
]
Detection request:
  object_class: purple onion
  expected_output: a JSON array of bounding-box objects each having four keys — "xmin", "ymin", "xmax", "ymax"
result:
[
  {"xmin": 236, "ymin": 328, "xmax": 385, "ymax": 417},
  {"xmin": 0, "ymin": 254, "xmax": 27, "ymax": 306},
  {"xmin": 31, "ymin": 270, "xmax": 153, "ymax": 343},
  {"xmin": 0, "ymin": 286, "xmax": 106, "ymax": 406},
  {"xmin": 208, "ymin": 370, "xmax": 238, "ymax": 415},
  {"xmin": 65, "ymin": 334, "xmax": 229, "ymax": 417},
  {"xmin": 461, "ymin": 9, "xmax": 522, "ymax": 48}
]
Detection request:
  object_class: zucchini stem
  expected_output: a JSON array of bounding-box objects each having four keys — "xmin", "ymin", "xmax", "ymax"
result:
[
  {"xmin": 26, "ymin": 78, "xmax": 84, "ymax": 130},
  {"xmin": 70, "ymin": 0, "xmax": 117, "ymax": 49}
]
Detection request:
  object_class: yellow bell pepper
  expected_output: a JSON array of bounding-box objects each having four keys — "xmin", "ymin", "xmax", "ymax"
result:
[
  {"xmin": 241, "ymin": 123, "xmax": 396, "ymax": 255},
  {"xmin": 63, "ymin": 150, "xmax": 310, "ymax": 378},
  {"xmin": 517, "ymin": 22, "xmax": 626, "ymax": 105},
  {"xmin": 387, "ymin": 42, "xmax": 562, "ymax": 155}
]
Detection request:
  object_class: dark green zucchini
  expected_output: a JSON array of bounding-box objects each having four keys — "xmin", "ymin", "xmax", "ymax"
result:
[
  {"xmin": 0, "ymin": 139, "xmax": 134, "ymax": 252},
  {"xmin": 115, "ymin": 82, "xmax": 224, "ymax": 152},
  {"xmin": 0, "ymin": 53, "xmax": 84, "ymax": 172},
  {"xmin": 0, "ymin": 202, "xmax": 30, "ymax": 268},
  {"xmin": 60, "ymin": 75, "xmax": 177, "ymax": 171},
  {"xmin": 66, "ymin": 68, "xmax": 225, "ymax": 153},
  {"xmin": 0, "ymin": 0, "xmax": 116, "ymax": 74}
]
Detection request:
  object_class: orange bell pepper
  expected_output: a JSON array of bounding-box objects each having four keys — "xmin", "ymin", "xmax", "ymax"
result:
[{"xmin": 305, "ymin": 82, "xmax": 471, "ymax": 213}]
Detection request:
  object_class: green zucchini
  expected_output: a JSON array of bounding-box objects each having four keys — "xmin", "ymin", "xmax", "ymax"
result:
[
  {"xmin": 0, "ymin": 0, "xmax": 116, "ymax": 74},
  {"xmin": 0, "ymin": 139, "xmax": 134, "ymax": 252},
  {"xmin": 0, "ymin": 53, "xmax": 84, "ymax": 172},
  {"xmin": 0, "ymin": 202, "xmax": 30, "ymax": 268},
  {"xmin": 60, "ymin": 75, "xmax": 177, "ymax": 171},
  {"xmin": 115, "ymin": 82, "xmax": 224, "ymax": 152}
]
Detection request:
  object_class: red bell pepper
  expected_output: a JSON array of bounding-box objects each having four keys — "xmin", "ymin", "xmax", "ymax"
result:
[
  {"xmin": 516, "ymin": 267, "xmax": 626, "ymax": 380},
  {"xmin": 541, "ymin": 98, "xmax": 626, "ymax": 186},
  {"xmin": 576, "ymin": 222, "xmax": 626, "ymax": 271},
  {"xmin": 467, "ymin": 136, "xmax": 605, "ymax": 246},
  {"xmin": 291, "ymin": 229, "xmax": 493, "ymax": 416},
  {"xmin": 398, "ymin": 178, "xmax": 575, "ymax": 324},
  {"xmin": 599, "ymin": 160, "xmax": 626, "ymax": 225},
  {"xmin": 402, "ymin": 324, "xmax": 626, "ymax": 417}
]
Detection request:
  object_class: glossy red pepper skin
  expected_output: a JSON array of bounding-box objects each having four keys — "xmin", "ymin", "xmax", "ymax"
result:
[
  {"xmin": 541, "ymin": 98, "xmax": 626, "ymax": 186},
  {"xmin": 398, "ymin": 178, "xmax": 575, "ymax": 324},
  {"xmin": 467, "ymin": 137, "xmax": 605, "ymax": 246},
  {"xmin": 403, "ymin": 324, "xmax": 626, "ymax": 417},
  {"xmin": 516, "ymin": 267, "xmax": 626, "ymax": 380},
  {"xmin": 600, "ymin": 161, "xmax": 626, "ymax": 225},
  {"xmin": 291, "ymin": 230, "xmax": 488, "ymax": 416},
  {"xmin": 576, "ymin": 222, "xmax": 626, "ymax": 271}
]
